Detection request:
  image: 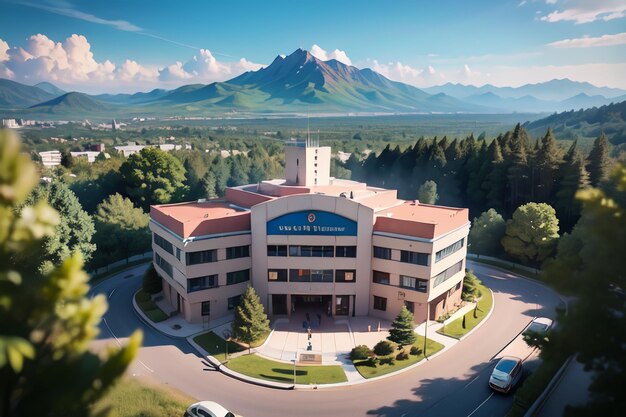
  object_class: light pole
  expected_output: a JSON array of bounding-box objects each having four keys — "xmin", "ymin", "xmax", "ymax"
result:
[
  {"xmin": 424, "ymin": 302, "xmax": 430, "ymax": 358},
  {"xmin": 293, "ymin": 351, "xmax": 297, "ymax": 386}
]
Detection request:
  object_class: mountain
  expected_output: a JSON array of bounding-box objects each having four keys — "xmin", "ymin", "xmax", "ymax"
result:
[
  {"xmin": 424, "ymin": 79, "xmax": 626, "ymax": 102},
  {"xmin": 0, "ymin": 79, "xmax": 56, "ymax": 108},
  {"xmin": 153, "ymin": 49, "xmax": 480, "ymax": 113},
  {"xmin": 524, "ymin": 99, "xmax": 626, "ymax": 145},
  {"xmin": 95, "ymin": 88, "xmax": 168, "ymax": 104},
  {"xmin": 28, "ymin": 92, "xmax": 116, "ymax": 114},
  {"xmin": 34, "ymin": 82, "xmax": 66, "ymax": 96}
]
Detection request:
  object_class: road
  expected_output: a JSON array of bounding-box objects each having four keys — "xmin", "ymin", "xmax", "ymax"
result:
[{"xmin": 92, "ymin": 261, "xmax": 563, "ymax": 417}]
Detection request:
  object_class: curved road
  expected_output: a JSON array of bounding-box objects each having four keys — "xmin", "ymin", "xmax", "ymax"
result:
[{"xmin": 92, "ymin": 261, "xmax": 563, "ymax": 417}]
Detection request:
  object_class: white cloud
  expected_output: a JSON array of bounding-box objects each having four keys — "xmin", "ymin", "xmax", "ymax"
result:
[
  {"xmin": 366, "ymin": 59, "xmax": 446, "ymax": 87},
  {"xmin": 547, "ymin": 32, "xmax": 626, "ymax": 48},
  {"xmin": 541, "ymin": 0, "xmax": 626, "ymax": 23},
  {"xmin": 545, "ymin": 0, "xmax": 558, "ymax": 4},
  {"xmin": 0, "ymin": 33, "xmax": 264, "ymax": 93},
  {"xmin": 310, "ymin": 44, "xmax": 352, "ymax": 65}
]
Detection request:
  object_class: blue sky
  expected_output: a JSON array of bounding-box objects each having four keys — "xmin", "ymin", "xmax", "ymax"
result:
[{"xmin": 1, "ymin": 0, "xmax": 625, "ymax": 93}]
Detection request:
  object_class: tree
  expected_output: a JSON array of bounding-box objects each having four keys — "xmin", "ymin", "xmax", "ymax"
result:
[
  {"xmin": 418, "ymin": 180, "xmax": 439, "ymax": 204},
  {"xmin": 120, "ymin": 147, "xmax": 187, "ymax": 211},
  {"xmin": 26, "ymin": 181, "xmax": 96, "ymax": 273},
  {"xmin": 501, "ymin": 203, "xmax": 560, "ymax": 266},
  {"xmin": 60, "ymin": 149, "xmax": 74, "ymax": 168},
  {"xmin": 543, "ymin": 164, "xmax": 626, "ymax": 415},
  {"xmin": 587, "ymin": 133, "xmax": 611, "ymax": 187},
  {"xmin": 199, "ymin": 171, "xmax": 218, "ymax": 199},
  {"xmin": 91, "ymin": 193, "xmax": 151, "ymax": 268},
  {"xmin": 469, "ymin": 209, "xmax": 506, "ymax": 257},
  {"xmin": 555, "ymin": 142, "xmax": 589, "ymax": 231},
  {"xmin": 232, "ymin": 286, "xmax": 270, "ymax": 353},
  {"xmin": 387, "ymin": 306, "xmax": 417, "ymax": 346},
  {"xmin": 0, "ymin": 129, "xmax": 141, "ymax": 416},
  {"xmin": 534, "ymin": 129, "xmax": 562, "ymax": 202},
  {"xmin": 142, "ymin": 264, "xmax": 162, "ymax": 294},
  {"xmin": 462, "ymin": 270, "xmax": 482, "ymax": 302}
]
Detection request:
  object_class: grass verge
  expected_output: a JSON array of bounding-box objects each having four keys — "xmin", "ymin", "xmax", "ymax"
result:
[
  {"xmin": 226, "ymin": 354, "xmax": 347, "ymax": 385},
  {"xmin": 135, "ymin": 289, "xmax": 169, "ymax": 323},
  {"xmin": 193, "ymin": 331, "xmax": 245, "ymax": 363},
  {"xmin": 506, "ymin": 354, "xmax": 569, "ymax": 417},
  {"xmin": 437, "ymin": 283, "xmax": 493, "ymax": 339},
  {"xmin": 353, "ymin": 335, "xmax": 444, "ymax": 379},
  {"xmin": 91, "ymin": 377, "xmax": 194, "ymax": 417}
]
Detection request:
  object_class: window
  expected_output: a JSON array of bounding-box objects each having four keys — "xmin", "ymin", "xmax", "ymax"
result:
[
  {"xmin": 268, "ymin": 269, "xmax": 288, "ymax": 282},
  {"xmin": 197, "ymin": 409, "xmax": 211, "ymax": 417},
  {"xmin": 400, "ymin": 250, "xmax": 429, "ymax": 266},
  {"xmin": 335, "ymin": 269, "xmax": 356, "ymax": 282},
  {"xmin": 267, "ymin": 245, "xmax": 287, "ymax": 256},
  {"xmin": 405, "ymin": 301, "xmax": 415, "ymax": 314},
  {"xmin": 226, "ymin": 269, "xmax": 250, "ymax": 285},
  {"xmin": 455, "ymin": 282, "xmax": 462, "ymax": 291},
  {"xmin": 201, "ymin": 301, "xmax": 210, "ymax": 316},
  {"xmin": 288, "ymin": 245, "xmax": 334, "ymax": 257},
  {"xmin": 310, "ymin": 269, "xmax": 333, "ymax": 282},
  {"xmin": 373, "ymin": 296, "xmax": 387, "ymax": 311},
  {"xmin": 435, "ymin": 238, "xmax": 465, "ymax": 262},
  {"xmin": 226, "ymin": 245, "xmax": 250, "ymax": 259},
  {"xmin": 433, "ymin": 261, "xmax": 463, "ymax": 287},
  {"xmin": 186, "ymin": 249, "xmax": 217, "ymax": 265},
  {"xmin": 176, "ymin": 247, "xmax": 182, "ymax": 263},
  {"xmin": 373, "ymin": 246, "xmax": 391, "ymax": 260},
  {"xmin": 336, "ymin": 246, "xmax": 357, "ymax": 257},
  {"xmin": 400, "ymin": 275, "xmax": 428, "ymax": 293},
  {"xmin": 154, "ymin": 253, "xmax": 172, "ymax": 277},
  {"xmin": 227, "ymin": 295, "xmax": 241, "ymax": 310},
  {"xmin": 188, "ymin": 275, "xmax": 218, "ymax": 292},
  {"xmin": 373, "ymin": 270, "xmax": 390, "ymax": 285},
  {"xmin": 289, "ymin": 269, "xmax": 311, "ymax": 282},
  {"xmin": 153, "ymin": 233, "xmax": 173, "ymax": 255}
]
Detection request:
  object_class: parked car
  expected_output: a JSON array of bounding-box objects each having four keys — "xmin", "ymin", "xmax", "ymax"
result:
[
  {"xmin": 185, "ymin": 401, "xmax": 236, "ymax": 417},
  {"xmin": 523, "ymin": 317, "xmax": 553, "ymax": 336},
  {"xmin": 489, "ymin": 356, "xmax": 523, "ymax": 393}
]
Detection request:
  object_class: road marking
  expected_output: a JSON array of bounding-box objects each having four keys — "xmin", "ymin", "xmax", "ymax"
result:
[
  {"xmin": 103, "ymin": 318, "xmax": 154, "ymax": 373},
  {"xmin": 464, "ymin": 374, "xmax": 481, "ymax": 389},
  {"xmin": 467, "ymin": 392, "xmax": 494, "ymax": 417},
  {"xmin": 108, "ymin": 288, "xmax": 116, "ymax": 299},
  {"xmin": 138, "ymin": 359, "xmax": 154, "ymax": 373}
]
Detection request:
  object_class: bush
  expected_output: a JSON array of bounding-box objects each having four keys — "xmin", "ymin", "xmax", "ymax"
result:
[
  {"xmin": 379, "ymin": 357, "xmax": 395, "ymax": 366},
  {"xmin": 142, "ymin": 265, "xmax": 162, "ymax": 294},
  {"xmin": 135, "ymin": 289, "xmax": 150, "ymax": 303},
  {"xmin": 364, "ymin": 357, "xmax": 378, "ymax": 368},
  {"xmin": 410, "ymin": 346, "xmax": 421, "ymax": 356},
  {"xmin": 374, "ymin": 340, "xmax": 395, "ymax": 356},
  {"xmin": 396, "ymin": 351, "xmax": 409, "ymax": 361},
  {"xmin": 437, "ymin": 312, "xmax": 451, "ymax": 323},
  {"xmin": 350, "ymin": 345, "xmax": 372, "ymax": 361}
]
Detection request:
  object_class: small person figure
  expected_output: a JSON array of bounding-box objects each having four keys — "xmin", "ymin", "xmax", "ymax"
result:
[
  {"xmin": 307, "ymin": 327, "xmax": 312, "ymax": 340},
  {"xmin": 307, "ymin": 341, "xmax": 312, "ymax": 351}
]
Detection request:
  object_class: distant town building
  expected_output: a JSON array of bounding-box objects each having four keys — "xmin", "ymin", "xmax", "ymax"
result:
[
  {"xmin": 91, "ymin": 143, "xmax": 105, "ymax": 152},
  {"xmin": 70, "ymin": 151, "xmax": 101, "ymax": 163},
  {"xmin": 337, "ymin": 151, "xmax": 352, "ymax": 163},
  {"xmin": 114, "ymin": 144, "xmax": 145, "ymax": 157},
  {"xmin": 1, "ymin": 119, "xmax": 18, "ymax": 128},
  {"xmin": 39, "ymin": 150, "xmax": 62, "ymax": 167}
]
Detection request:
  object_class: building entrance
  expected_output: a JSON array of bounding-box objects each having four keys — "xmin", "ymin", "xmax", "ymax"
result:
[{"xmin": 291, "ymin": 295, "xmax": 332, "ymax": 325}]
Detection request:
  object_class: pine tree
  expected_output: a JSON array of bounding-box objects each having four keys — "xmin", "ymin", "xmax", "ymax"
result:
[
  {"xmin": 387, "ymin": 306, "xmax": 417, "ymax": 346},
  {"xmin": 507, "ymin": 127, "xmax": 529, "ymax": 212},
  {"xmin": 200, "ymin": 171, "xmax": 218, "ymax": 199},
  {"xmin": 232, "ymin": 286, "xmax": 271, "ymax": 353},
  {"xmin": 484, "ymin": 139, "xmax": 507, "ymax": 213},
  {"xmin": 555, "ymin": 142, "xmax": 589, "ymax": 231},
  {"xmin": 587, "ymin": 133, "xmax": 611, "ymax": 186},
  {"xmin": 534, "ymin": 128, "xmax": 562, "ymax": 203}
]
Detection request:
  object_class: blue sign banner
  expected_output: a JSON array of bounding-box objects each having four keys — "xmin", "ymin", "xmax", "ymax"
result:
[{"xmin": 267, "ymin": 210, "xmax": 357, "ymax": 236}]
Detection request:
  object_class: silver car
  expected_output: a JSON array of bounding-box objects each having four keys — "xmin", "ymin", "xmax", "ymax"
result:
[{"xmin": 489, "ymin": 356, "xmax": 523, "ymax": 393}]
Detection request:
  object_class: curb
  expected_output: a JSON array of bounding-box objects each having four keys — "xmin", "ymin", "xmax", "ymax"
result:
[
  {"xmin": 524, "ymin": 355, "xmax": 574, "ymax": 417},
  {"xmin": 132, "ymin": 291, "xmax": 188, "ymax": 340}
]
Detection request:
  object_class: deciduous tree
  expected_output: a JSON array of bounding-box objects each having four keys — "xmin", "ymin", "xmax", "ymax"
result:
[
  {"xmin": 469, "ymin": 209, "xmax": 506, "ymax": 257},
  {"xmin": 418, "ymin": 180, "xmax": 439, "ymax": 204}
]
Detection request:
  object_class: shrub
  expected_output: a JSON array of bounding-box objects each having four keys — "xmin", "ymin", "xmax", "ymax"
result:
[
  {"xmin": 135, "ymin": 289, "xmax": 150, "ymax": 303},
  {"xmin": 374, "ymin": 340, "xmax": 395, "ymax": 356},
  {"xmin": 436, "ymin": 312, "xmax": 451, "ymax": 323},
  {"xmin": 410, "ymin": 346, "xmax": 421, "ymax": 356},
  {"xmin": 142, "ymin": 265, "xmax": 162, "ymax": 294},
  {"xmin": 379, "ymin": 357, "xmax": 395, "ymax": 366},
  {"xmin": 365, "ymin": 357, "xmax": 378, "ymax": 367},
  {"xmin": 396, "ymin": 351, "xmax": 409, "ymax": 361},
  {"xmin": 350, "ymin": 345, "xmax": 372, "ymax": 361}
]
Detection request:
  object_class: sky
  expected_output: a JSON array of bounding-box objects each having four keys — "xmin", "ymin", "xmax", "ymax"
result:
[{"xmin": 0, "ymin": 0, "xmax": 625, "ymax": 93}]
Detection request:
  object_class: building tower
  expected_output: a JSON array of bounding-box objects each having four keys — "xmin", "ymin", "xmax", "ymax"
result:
[{"xmin": 284, "ymin": 136, "xmax": 331, "ymax": 186}]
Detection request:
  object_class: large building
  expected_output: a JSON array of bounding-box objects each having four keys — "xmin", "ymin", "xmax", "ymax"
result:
[{"xmin": 149, "ymin": 139, "xmax": 469, "ymax": 324}]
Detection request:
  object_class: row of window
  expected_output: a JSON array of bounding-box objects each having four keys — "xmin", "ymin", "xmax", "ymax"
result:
[
  {"xmin": 373, "ymin": 246, "xmax": 430, "ymax": 266},
  {"xmin": 433, "ymin": 261, "xmax": 463, "ymax": 287},
  {"xmin": 268, "ymin": 269, "xmax": 356, "ymax": 283},
  {"xmin": 200, "ymin": 295, "xmax": 241, "ymax": 317},
  {"xmin": 267, "ymin": 245, "xmax": 357, "ymax": 258},
  {"xmin": 372, "ymin": 271, "xmax": 428, "ymax": 293},
  {"xmin": 154, "ymin": 233, "xmax": 174, "ymax": 255},
  {"xmin": 435, "ymin": 238, "xmax": 465, "ymax": 263},
  {"xmin": 187, "ymin": 245, "xmax": 250, "ymax": 266},
  {"xmin": 187, "ymin": 269, "xmax": 250, "ymax": 292},
  {"xmin": 154, "ymin": 253, "xmax": 173, "ymax": 277}
]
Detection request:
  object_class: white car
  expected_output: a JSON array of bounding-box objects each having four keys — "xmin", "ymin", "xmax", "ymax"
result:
[
  {"xmin": 489, "ymin": 356, "xmax": 523, "ymax": 393},
  {"xmin": 523, "ymin": 317, "xmax": 553, "ymax": 336},
  {"xmin": 185, "ymin": 401, "xmax": 236, "ymax": 417}
]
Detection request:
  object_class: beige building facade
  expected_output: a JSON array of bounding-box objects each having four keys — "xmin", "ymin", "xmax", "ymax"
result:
[{"xmin": 149, "ymin": 140, "xmax": 469, "ymax": 324}]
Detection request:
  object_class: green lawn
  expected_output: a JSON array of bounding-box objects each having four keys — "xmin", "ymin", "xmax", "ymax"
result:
[
  {"xmin": 193, "ymin": 331, "xmax": 245, "ymax": 363},
  {"xmin": 226, "ymin": 354, "xmax": 347, "ymax": 385},
  {"xmin": 353, "ymin": 335, "xmax": 445, "ymax": 379},
  {"xmin": 91, "ymin": 377, "xmax": 194, "ymax": 417},
  {"xmin": 134, "ymin": 289, "xmax": 169, "ymax": 323},
  {"xmin": 437, "ymin": 283, "xmax": 493, "ymax": 339}
]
